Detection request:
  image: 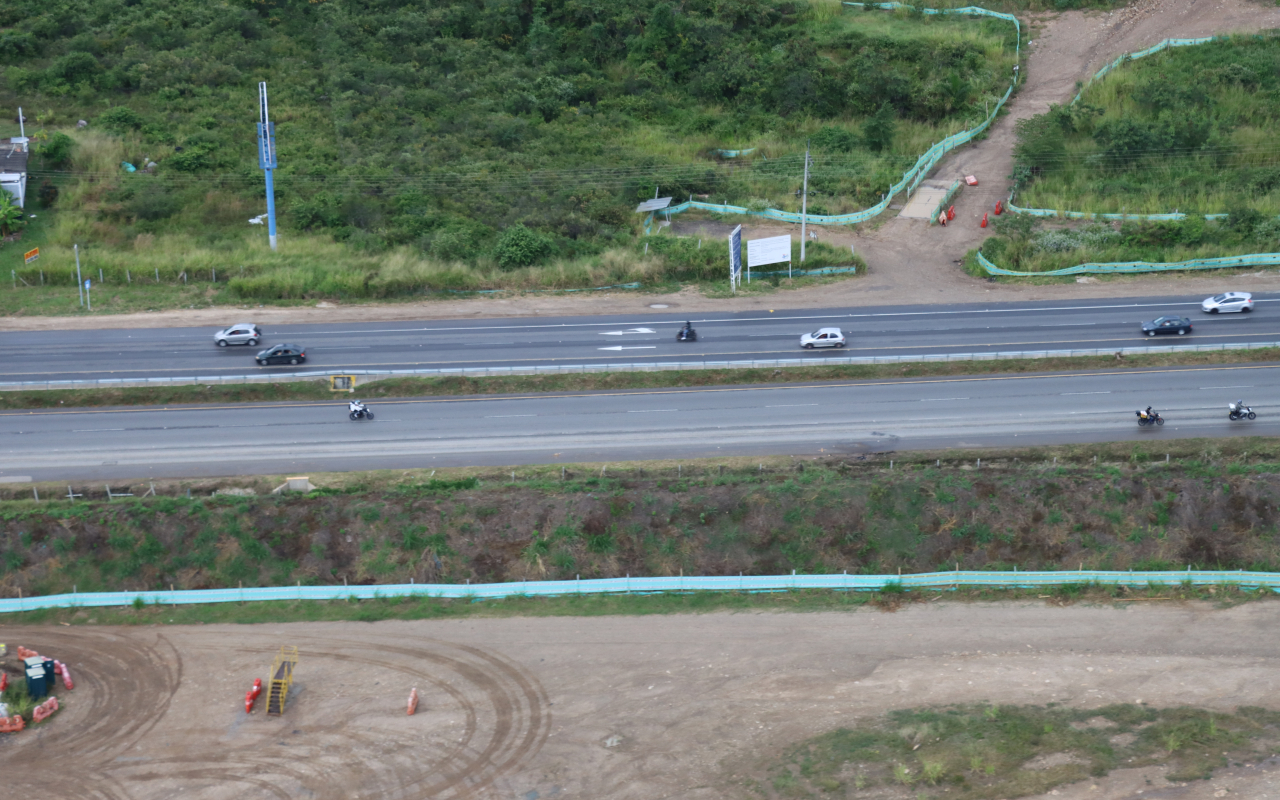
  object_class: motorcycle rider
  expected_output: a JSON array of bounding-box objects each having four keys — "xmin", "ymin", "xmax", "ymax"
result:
[
  {"xmin": 1140, "ymin": 406, "xmax": 1153, "ymax": 420},
  {"xmin": 349, "ymin": 399, "xmax": 365, "ymax": 416}
]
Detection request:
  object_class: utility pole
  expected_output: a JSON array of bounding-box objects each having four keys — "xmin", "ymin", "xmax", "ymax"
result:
[
  {"xmin": 799, "ymin": 140, "xmax": 811, "ymax": 267},
  {"xmin": 75, "ymin": 244, "xmax": 83, "ymax": 306},
  {"xmin": 257, "ymin": 82, "xmax": 279, "ymax": 251}
]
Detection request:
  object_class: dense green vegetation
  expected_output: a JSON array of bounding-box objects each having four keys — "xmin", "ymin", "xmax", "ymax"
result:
[
  {"xmin": 1014, "ymin": 32, "xmax": 1280, "ymax": 217},
  {"xmin": 977, "ymin": 209, "xmax": 1280, "ymax": 274},
  {"xmin": 0, "ymin": 0, "xmax": 1017, "ymax": 298},
  {"xmin": 756, "ymin": 704, "xmax": 1280, "ymax": 799},
  {"xmin": 4, "ymin": 443, "xmax": 1280, "ymax": 598}
]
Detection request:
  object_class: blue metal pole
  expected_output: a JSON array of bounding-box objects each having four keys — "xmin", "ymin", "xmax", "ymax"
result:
[{"xmin": 264, "ymin": 168, "xmax": 277, "ymax": 251}]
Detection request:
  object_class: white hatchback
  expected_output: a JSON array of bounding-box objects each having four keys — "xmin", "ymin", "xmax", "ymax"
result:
[
  {"xmin": 800, "ymin": 327, "xmax": 846, "ymax": 349},
  {"xmin": 1201, "ymin": 292, "xmax": 1253, "ymax": 313}
]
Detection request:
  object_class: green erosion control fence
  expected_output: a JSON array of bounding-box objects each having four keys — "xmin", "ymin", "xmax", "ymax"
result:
[
  {"xmin": 1070, "ymin": 36, "xmax": 1219, "ymax": 106},
  {"xmin": 930, "ymin": 179, "xmax": 964, "ymax": 225},
  {"xmin": 977, "ymin": 250, "xmax": 1280, "ymax": 277},
  {"xmin": 648, "ymin": 3, "xmax": 1019, "ymax": 231},
  {"xmin": 1, "ymin": 570, "xmax": 1273, "ymax": 614}
]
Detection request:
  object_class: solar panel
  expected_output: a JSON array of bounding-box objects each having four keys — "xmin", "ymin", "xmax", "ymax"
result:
[{"xmin": 635, "ymin": 197, "xmax": 674, "ymax": 213}]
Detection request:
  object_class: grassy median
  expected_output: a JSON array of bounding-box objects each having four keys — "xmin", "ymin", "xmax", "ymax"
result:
[{"xmin": 3, "ymin": 346, "xmax": 1279, "ymax": 410}]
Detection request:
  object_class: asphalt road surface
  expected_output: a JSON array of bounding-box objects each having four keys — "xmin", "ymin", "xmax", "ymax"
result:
[
  {"xmin": 4, "ymin": 363, "xmax": 1277, "ymax": 481},
  {"xmin": 3, "ymin": 293, "xmax": 1277, "ymax": 383}
]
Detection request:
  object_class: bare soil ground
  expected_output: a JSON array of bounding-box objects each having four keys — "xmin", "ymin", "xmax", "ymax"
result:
[
  {"xmin": 6, "ymin": 603, "xmax": 1280, "ymax": 799},
  {"xmin": 6, "ymin": 1, "xmax": 1280, "ymax": 335}
]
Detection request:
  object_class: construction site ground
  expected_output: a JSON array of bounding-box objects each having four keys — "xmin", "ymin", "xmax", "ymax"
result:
[{"xmin": 5, "ymin": 602, "xmax": 1280, "ymax": 800}]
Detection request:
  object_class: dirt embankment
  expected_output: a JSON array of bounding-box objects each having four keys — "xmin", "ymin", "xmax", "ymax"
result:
[{"xmin": 4, "ymin": 459, "xmax": 1279, "ymax": 597}]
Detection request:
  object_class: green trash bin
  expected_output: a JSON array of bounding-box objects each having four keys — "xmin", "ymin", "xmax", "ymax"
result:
[{"xmin": 26, "ymin": 666, "xmax": 47, "ymax": 699}]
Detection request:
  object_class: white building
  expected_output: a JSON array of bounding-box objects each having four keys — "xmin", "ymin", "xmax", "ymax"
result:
[{"xmin": 0, "ymin": 136, "xmax": 29, "ymax": 207}]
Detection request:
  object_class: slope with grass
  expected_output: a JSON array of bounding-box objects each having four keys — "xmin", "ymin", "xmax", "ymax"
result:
[
  {"xmin": 3, "ymin": 442, "xmax": 1278, "ymax": 598},
  {"xmin": 0, "ymin": 0, "xmax": 1015, "ymax": 299},
  {"xmin": 1013, "ymin": 32, "xmax": 1280, "ymax": 218}
]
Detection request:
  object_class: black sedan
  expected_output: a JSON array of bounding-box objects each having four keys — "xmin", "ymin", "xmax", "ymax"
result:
[
  {"xmin": 255, "ymin": 343, "xmax": 307, "ymax": 365},
  {"xmin": 1141, "ymin": 316, "xmax": 1193, "ymax": 337}
]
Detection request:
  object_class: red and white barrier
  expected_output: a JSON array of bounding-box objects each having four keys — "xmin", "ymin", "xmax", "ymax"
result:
[
  {"xmin": 245, "ymin": 678, "xmax": 263, "ymax": 713},
  {"xmin": 16, "ymin": 646, "xmax": 39, "ymax": 659},
  {"xmin": 0, "ymin": 714, "xmax": 25, "ymax": 733},
  {"xmin": 407, "ymin": 687, "xmax": 419, "ymax": 716},
  {"xmin": 55, "ymin": 661, "xmax": 74, "ymax": 691},
  {"xmin": 32, "ymin": 696, "xmax": 59, "ymax": 723},
  {"xmin": 0, "ymin": 671, "xmax": 7, "ymax": 692}
]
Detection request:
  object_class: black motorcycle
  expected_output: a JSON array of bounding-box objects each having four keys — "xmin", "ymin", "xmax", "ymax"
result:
[
  {"xmin": 676, "ymin": 323, "xmax": 697, "ymax": 342},
  {"xmin": 348, "ymin": 403, "xmax": 375, "ymax": 421},
  {"xmin": 1228, "ymin": 400, "xmax": 1257, "ymax": 421},
  {"xmin": 1136, "ymin": 409, "xmax": 1164, "ymax": 427}
]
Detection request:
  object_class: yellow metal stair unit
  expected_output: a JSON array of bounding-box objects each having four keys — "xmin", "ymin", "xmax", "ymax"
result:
[{"xmin": 266, "ymin": 646, "xmax": 299, "ymax": 716}]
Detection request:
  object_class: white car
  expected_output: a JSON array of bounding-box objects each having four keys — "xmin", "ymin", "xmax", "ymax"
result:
[
  {"xmin": 800, "ymin": 327, "xmax": 846, "ymax": 349},
  {"xmin": 1201, "ymin": 292, "xmax": 1253, "ymax": 313},
  {"xmin": 214, "ymin": 323, "xmax": 263, "ymax": 346}
]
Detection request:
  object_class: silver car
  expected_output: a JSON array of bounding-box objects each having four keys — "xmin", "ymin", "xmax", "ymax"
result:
[
  {"xmin": 1201, "ymin": 292, "xmax": 1253, "ymax": 313},
  {"xmin": 214, "ymin": 323, "xmax": 263, "ymax": 347},
  {"xmin": 800, "ymin": 327, "xmax": 846, "ymax": 349}
]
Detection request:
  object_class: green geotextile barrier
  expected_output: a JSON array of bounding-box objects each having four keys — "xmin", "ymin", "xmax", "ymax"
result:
[
  {"xmin": 713, "ymin": 147, "xmax": 757, "ymax": 158},
  {"xmin": 4, "ymin": 569, "xmax": 1278, "ymax": 613},
  {"xmin": 930, "ymin": 179, "xmax": 963, "ymax": 225},
  {"xmin": 1005, "ymin": 198, "xmax": 1228, "ymax": 222},
  {"xmin": 649, "ymin": 2, "xmax": 1020, "ymax": 230},
  {"xmin": 977, "ymin": 249, "xmax": 1280, "ymax": 277}
]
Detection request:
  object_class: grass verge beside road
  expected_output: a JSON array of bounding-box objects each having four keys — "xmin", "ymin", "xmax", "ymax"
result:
[{"xmin": 4, "ymin": 346, "xmax": 1279, "ymax": 410}]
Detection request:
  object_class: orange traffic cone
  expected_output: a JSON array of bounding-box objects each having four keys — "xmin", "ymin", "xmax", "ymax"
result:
[
  {"xmin": 947, "ymin": 205, "xmax": 956, "ymax": 221},
  {"xmin": 938, "ymin": 211, "xmax": 948, "ymax": 226},
  {"xmin": 407, "ymin": 688, "xmax": 420, "ymax": 716},
  {"xmin": 994, "ymin": 200, "xmax": 1004, "ymax": 215},
  {"xmin": 980, "ymin": 213, "xmax": 988, "ymax": 228}
]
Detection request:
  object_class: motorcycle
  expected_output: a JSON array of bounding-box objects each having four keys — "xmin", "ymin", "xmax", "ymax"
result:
[
  {"xmin": 1136, "ymin": 410, "xmax": 1164, "ymax": 427},
  {"xmin": 348, "ymin": 402, "xmax": 375, "ymax": 421},
  {"xmin": 1228, "ymin": 400, "xmax": 1257, "ymax": 421},
  {"xmin": 676, "ymin": 323, "xmax": 697, "ymax": 342}
]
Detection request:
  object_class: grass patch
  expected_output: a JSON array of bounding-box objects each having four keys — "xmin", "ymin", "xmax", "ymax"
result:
[
  {"xmin": 754, "ymin": 703, "xmax": 1280, "ymax": 799},
  {"xmin": 1015, "ymin": 32, "xmax": 1280, "ymax": 217},
  {"xmin": 6, "ymin": 347, "xmax": 1280, "ymax": 409},
  {"xmin": 7, "ymin": 439, "xmax": 1280, "ymax": 600}
]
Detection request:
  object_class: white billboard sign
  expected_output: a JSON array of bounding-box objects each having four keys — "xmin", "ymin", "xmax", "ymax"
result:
[{"xmin": 746, "ymin": 234, "xmax": 791, "ymax": 268}]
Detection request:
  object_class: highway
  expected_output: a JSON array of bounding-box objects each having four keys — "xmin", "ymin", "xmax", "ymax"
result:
[
  {"xmin": 3, "ymin": 363, "xmax": 1277, "ymax": 482},
  {"xmin": 2, "ymin": 293, "xmax": 1278, "ymax": 383}
]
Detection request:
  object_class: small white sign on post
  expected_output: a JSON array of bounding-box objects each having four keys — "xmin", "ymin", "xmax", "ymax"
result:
[{"xmin": 746, "ymin": 234, "xmax": 792, "ymax": 281}]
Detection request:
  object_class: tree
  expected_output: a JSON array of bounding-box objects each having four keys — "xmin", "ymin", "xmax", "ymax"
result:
[
  {"xmin": 494, "ymin": 224, "xmax": 552, "ymax": 268},
  {"xmin": 862, "ymin": 103, "xmax": 895, "ymax": 153},
  {"xmin": 1012, "ymin": 113, "xmax": 1066, "ymax": 176},
  {"xmin": 0, "ymin": 191, "xmax": 24, "ymax": 237}
]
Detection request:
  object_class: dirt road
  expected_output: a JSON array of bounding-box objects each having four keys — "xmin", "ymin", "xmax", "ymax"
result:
[{"xmin": 6, "ymin": 602, "xmax": 1280, "ymax": 799}]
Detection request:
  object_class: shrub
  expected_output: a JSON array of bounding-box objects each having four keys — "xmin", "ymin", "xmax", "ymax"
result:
[
  {"xmin": 811, "ymin": 125, "xmax": 858, "ymax": 152},
  {"xmin": 38, "ymin": 132, "xmax": 75, "ymax": 168},
  {"xmin": 97, "ymin": 106, "xmax": 144, "ymax": 132},
  {"xmin": 494, "ymin": 224, "xmax": 551, "ymax": 268},
  {"xmin": 862, "ymin": 103, "xmax": 896, "ymax": 153},
  {"xmin": 36, "ymin": 179, "xmax": 58, "ymax": 207}
]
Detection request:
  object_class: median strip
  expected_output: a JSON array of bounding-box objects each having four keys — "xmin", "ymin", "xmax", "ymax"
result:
[{"xmin": 2, "ymin": 342, "xmax": 1279, "ymax": 411}]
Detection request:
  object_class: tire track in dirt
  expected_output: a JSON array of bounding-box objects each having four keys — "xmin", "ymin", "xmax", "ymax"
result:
[
  {"xmin": 93, "ymin": 634, "xmax": 549, "ymax": 800},
  {"xmin": 6, "ymin": 629, "xmax": 182, "ymax": 798}
]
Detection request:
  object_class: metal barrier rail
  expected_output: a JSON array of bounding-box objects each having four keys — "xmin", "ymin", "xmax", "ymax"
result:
[
  {"xmin": 1, "ymin": 569, "xmax": 1273, "ymax": 613},
  {"xmin": 4, "ymin": 339, "xmax": 1279, "ymax": 392},
  {"xmin": 977, "ymin": 249, "xmax": 1280, "ymax": 277}
]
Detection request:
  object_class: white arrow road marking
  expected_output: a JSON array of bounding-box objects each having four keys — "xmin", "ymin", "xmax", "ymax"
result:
[
  {"xmin": 598, "ymin": 346, "xmax": 658, "ymax": 351},
  {"xmin": 601, "ymin": 328, "xmax": 656, "ymax": 335}
]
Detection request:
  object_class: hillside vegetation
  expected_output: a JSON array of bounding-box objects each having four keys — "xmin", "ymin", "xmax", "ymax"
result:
[
  {"xmin": 3, "ymin": 449, "xmax": 1278, "ymax": 598},
  {"xmin": 1014, "ymin": 32, "xmax": 1280, "ymax": 217},
  {"xmin": 0, "ymin": 0, "xmax": 1017, "ymax": 298}
]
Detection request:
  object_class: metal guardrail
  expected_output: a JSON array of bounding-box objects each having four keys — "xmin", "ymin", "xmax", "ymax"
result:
[
  {"xmin": 4, "ymin": 340, "xmax": 1279, "ymax": 392},
  {"xmin": 0, "ymin": 569, "xmax": 1272, "ymax": 614}
]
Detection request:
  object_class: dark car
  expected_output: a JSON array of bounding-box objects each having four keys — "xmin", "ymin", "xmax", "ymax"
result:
[
  {"xmin": 1141, "ymin": 316, "xmax": 1193, "ymax": 337},
  {"xmin": 255, "ymin": 343, "xmax": 307, "ymax": 366}
]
